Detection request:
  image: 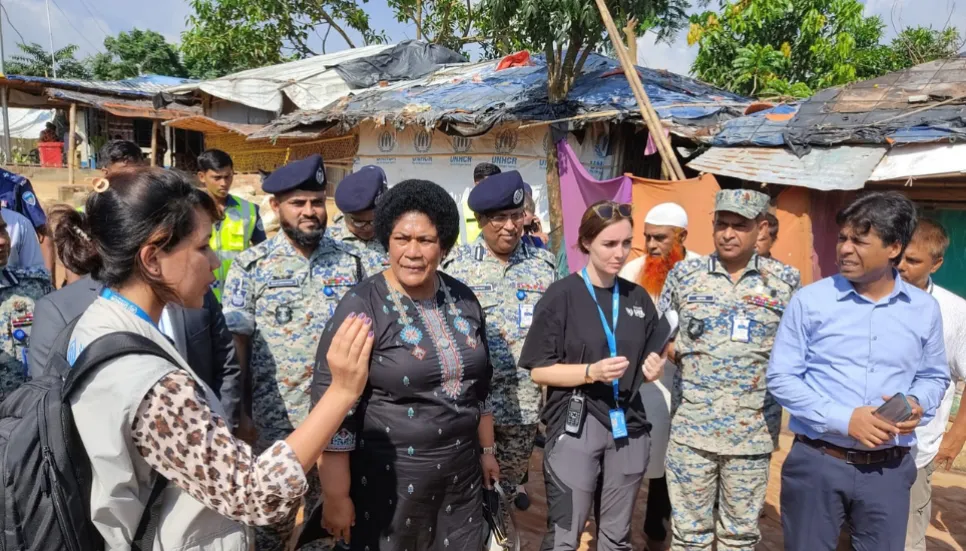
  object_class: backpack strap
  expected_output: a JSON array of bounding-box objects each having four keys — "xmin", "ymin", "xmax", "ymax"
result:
[
  {"xmin": 63, "ymin": 332, "xmax": 183, "ymax": 551},
  {"xmin": 47, "ymin": 315, "xmax": 85, "ymax": 378}
]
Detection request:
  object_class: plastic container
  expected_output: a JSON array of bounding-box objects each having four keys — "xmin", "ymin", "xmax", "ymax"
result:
[{"xmin": 37, "ymin": 142, "xmax": 64, "ymax": 167}]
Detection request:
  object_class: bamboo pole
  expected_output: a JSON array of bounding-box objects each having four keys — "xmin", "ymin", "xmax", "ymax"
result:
[
  {"xmin": 67, "ymin": 102, "xmax": 76, "ymax": 185},
  {"xmin": 150, "ymin": 120, "xmax": 159, "ymax": 167},
  {"xmin": 593, "ymin": 0, "xmax": 685, "ymax": 181}
]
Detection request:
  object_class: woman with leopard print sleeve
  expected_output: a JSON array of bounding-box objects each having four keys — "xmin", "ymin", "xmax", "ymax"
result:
[{"xmin": 57, "ymin": 167, "xmax": 373, "ymax": 550}]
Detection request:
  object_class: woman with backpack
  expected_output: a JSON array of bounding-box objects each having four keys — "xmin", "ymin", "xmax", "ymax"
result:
[{"xmin": 58, "ymin": 167, "xmax": 374, "ymax": 549}]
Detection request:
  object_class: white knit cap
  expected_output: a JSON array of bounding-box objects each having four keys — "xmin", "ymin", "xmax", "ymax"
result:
[{"xmin": 644, "ymin": 202, "xmax": 689, "ymax": 229}]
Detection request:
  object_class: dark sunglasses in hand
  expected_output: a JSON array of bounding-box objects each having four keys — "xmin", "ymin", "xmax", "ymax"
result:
[{"xmin": 591, "ymin": 202, "xmax": 632, "ymax": 219}]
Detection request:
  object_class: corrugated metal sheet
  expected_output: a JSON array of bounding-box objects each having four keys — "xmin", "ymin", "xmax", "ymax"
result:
[
  {"xmin": 868, "ymin": 143, "xmax": 966, "ymax": 181},
  {"xmin": 2, "ymin": 74, "xmax": 194, "ymax": 98},
  {"xmin": 687, "ymin": 146, "xmax": 887, "ymax": 191},
  {"xmin": 47, "ymin": 89, "xmax": 200, "ymax": 120}
]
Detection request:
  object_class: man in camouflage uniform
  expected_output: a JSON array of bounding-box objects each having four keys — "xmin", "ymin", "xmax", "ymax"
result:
[
  {"xmin": 327, "ymin": 165, "xmax": 389, "ymax": 275},
  {"xmin": 657, "ymin": 189, "xmax": 800, "ymax": 551},
  {"xmin": 443, "ymin": 170, "xmax": 556, "ymax": 511},
  {"xmin": 222, "ymin": 154, "xmax": 365, "ymax": 551},
  {"xmin": 0, "ymin": 213, "xmax": 52, "ymax": 402}
]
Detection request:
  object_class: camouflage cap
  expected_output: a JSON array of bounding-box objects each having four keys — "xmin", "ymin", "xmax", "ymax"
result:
[{"xmin": 714, "ymin": 189, "xmax": 770, "ymax": 220}]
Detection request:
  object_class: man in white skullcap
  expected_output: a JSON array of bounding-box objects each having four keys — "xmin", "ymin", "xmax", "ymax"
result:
[
  {"xmin": 620, "ymin": 202, "xmax": 700, "ymax": 299},
  {"xmin": 614, "ymin": 202, "xmax": 698, "ymax": 551}
]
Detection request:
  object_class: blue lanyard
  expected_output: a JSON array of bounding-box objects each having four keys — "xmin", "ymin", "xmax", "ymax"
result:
[
  {"xmin": 580, "ymin": 268, "xmax": 620, "ymax": 403},
  {"xmin": 100, "ymin": 288, "xmax": 158, "ymax": 328}
]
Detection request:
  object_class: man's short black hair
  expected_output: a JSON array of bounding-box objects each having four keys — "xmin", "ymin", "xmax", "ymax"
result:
[
  {"xmin": 836, "ymin": 191, "xmax": 917, "ymax": 262},
  {"xmin": 197, "ymin": 149, "xmax": 234, "ymax": 172},
  {"xmin": 99, "ymin": 140, "xmax": 143, "ymax": 166},
  {"xmin": 764, "ymin": 212, "xmax": 779, "ymax": 240},
  {"xmin": 374, "ymin": 179, "xmax": 460, "ymax": 254},
  {"xmin": 473, "ymin": 163, "xmax": 501, "ymax": 183}
]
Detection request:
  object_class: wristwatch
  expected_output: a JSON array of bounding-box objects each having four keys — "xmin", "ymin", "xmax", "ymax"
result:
[
  {"xmin": 584, "ymin": 363, "xmax": 594, "ymax": 384},
  {"xmin": 481, "ymin": 444, "xmax": 497, "ymax": 455}
]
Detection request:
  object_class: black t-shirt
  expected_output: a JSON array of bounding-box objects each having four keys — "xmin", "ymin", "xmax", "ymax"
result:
[{"xmin": 518, "ymin": 273, "xmax": 657, "ymax": 438}]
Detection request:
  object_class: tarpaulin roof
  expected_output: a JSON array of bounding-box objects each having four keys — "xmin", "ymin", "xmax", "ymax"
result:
[
  {"xmin": 0, "ymin": 108, "xmax": 53, "ymax": 140},
  {"xmin": 249, "ymin": 52, "xmax": 749, "ymax": 140},
  {"xmin": 46, "ymin": 89, "xmax": 200, "ymax": 120},
  {"xmin": 163, "ymin": 41, "xmax": 463, "ymax": 114},
  {"xmin": 688, "ymin": 145, "xmax": 887, "ymax": 190},
  {"xmin": 0, "ymin": 74, "xmax": 194, "ymax": 99},
  {"xmin": 163, "ymin": 115, "xmax": 263, "ymax": 136},
  {"xmin": 868, "ymin": 142, "xmax": 966, "ymax": 181},
  {"xmin": 710, "ymin": 58, "xmax": 966, "ymax": 153}
]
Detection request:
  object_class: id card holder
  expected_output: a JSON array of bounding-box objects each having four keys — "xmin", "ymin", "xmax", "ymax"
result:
[
  {"xmin": 609, "ymin": 408, "xmax": 628, "ymax": 439},
  {"xmin": 731, "ymin": 315, "xmax": 750, "ymax": 343},
  {"xmin": 519, "ymin": 304, "xmax": 534, "ymax": 329},
  {"xmin": 565, "ymin": 393, "xmax": 585, "ymax": 435}
]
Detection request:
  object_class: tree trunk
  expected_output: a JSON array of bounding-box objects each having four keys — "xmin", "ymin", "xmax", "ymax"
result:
[{"xmin": 545, "ymin": 77, "xmax": 567, "ymax": 260}]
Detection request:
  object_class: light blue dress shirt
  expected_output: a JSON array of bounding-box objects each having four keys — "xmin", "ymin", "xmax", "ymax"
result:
[{"xmin": 766, "ymin": 272, "xmax": 950, "ymax": 450}]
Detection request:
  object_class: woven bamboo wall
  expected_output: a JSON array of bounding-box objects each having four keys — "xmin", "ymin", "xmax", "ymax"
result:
[{"xmin": 204, "ymin": 132, "xmax": 358, "ymax": 174}]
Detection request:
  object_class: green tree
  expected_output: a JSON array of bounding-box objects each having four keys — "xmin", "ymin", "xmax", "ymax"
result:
[
  {"xmin": 90, "ymin": 29, "xmax": 187, "ymax": 80},
  {"xmin": 387, "ymin": 0, "xmax": 482, "ymax": 53},
  {"xmin": 5, "ymin": 42, "xmax": 90, "ymax": 79},
  {"xmin": 181, "ymin": 0, "xmax": 384, "ymax": 79},
  {"xmin": 865, "ymin": 26, "xmax": 964, "ymax": 75},
  {"xmin": 486, "ymin": 0, "xmax": 692, "ymax": 254}
]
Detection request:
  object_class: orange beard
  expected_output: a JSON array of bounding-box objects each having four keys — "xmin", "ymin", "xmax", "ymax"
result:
[{"xmin": 639, "ymin": 243, "xmax": 685, "ymax": 297}]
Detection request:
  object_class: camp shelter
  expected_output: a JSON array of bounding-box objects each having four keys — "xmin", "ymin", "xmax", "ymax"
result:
[{"xmin": 687, "ymin": 57, "xmax": 966, "ymax": 295}]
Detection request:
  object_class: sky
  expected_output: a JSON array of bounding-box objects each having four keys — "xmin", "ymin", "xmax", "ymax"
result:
[{"xmin": 0, "ymin": 0, "xmax": 962, "ymax": 76}]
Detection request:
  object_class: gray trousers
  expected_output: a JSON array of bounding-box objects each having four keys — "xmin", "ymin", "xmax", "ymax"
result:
[
  {"xmin": 905, "ymin": 460, "xmax": 936, "ymax": 551},
  {"xmin": 540, "ymin": 415, "xmax": 650, "ymax": 551}
]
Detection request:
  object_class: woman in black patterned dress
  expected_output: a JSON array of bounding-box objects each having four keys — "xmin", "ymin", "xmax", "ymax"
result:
[{"xmin": 312, "ymin": 179, "xmax": 500, "ymax": 551}]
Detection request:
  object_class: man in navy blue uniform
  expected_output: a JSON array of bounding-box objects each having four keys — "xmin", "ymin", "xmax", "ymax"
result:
[{"xmin": 0, "ymin": 168, "xmax": 54, "ymax": 279}]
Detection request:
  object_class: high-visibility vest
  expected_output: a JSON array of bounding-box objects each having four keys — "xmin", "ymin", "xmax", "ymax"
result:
[{"xmin": 210, "ymin": 196, "xmax": 257, "ymax": 302}]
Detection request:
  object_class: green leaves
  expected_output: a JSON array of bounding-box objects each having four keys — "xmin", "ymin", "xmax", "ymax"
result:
[
  {"xmin": 689, "ymin": 0, "xmax": 961, "ymax": 99},
  {"xmin": 91, "ymin": 29, "xmax": 187, "ymax": 80},
  {"xmin": 6, "ymin": 43, "xmax": 91, "ymax": 79}
]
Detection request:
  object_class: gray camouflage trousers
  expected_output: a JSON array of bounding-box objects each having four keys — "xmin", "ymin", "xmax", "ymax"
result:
[
  {"xmin": 495, "ymin": 423, "xmax": 538, "ymax": 501},
  {"xmin": 665, "ymin": 439, "xmax": 770, "ymax": 551},
  {"xmin": 254, "ymin": 428, "xmax": 327, "ymax": 551}
]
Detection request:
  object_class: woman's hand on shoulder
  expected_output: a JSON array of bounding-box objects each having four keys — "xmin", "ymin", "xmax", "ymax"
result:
[{"xmin": 326, "ymin": 312, "xmax": 374, "ymax": 399}]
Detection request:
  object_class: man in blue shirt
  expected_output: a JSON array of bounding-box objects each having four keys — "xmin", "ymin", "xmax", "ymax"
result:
[
  {"xmin": 767, "ymin": 192, "xmax": 950, "ymax": 551},
  {"xmin": 0, "ymin": 168, "xmax": 54, "ymax": 279}
]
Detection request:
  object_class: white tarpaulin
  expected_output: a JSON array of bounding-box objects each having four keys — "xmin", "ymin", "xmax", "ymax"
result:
[
  {"xmin": 352, "ymin": 121, "xmax": 623, "ymax": 237},
  {"xmin": 868, "ymin": 143, "xmax": 966, "ymax": 181},
  {"xmin": 1, "ymin": 108, "xmax": 53, "ymax": 140},
  {"xmin": 166, "ymin": 44, "xmax": 393, "ymax": 114}
]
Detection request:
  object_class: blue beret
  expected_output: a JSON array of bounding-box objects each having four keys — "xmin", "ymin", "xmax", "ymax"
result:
[
  {"xmin": 335, "ymin": 166, "xmax": 388, "ymax": 213},
  {"xmin": 468, "ymin": 170, "xmax": 526, "ymax": 214},
  {"xmin": 523, "ymin": 183, "xmax": 533, "ymax": 197},
  {"xmin": 262, "ymin": 154, "xmax": 326, "ymax": 195}
]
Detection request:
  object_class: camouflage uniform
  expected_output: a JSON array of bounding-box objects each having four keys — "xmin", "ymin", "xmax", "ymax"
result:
[
  {"xmin": 658, "ymin": 251, "xmax": 800, "ymax": 551},
  {"xmin": 222, "ymin": 232, "xmax": 365, "ymax": 551},
  {"xmin": 327, "ymin": 214, "xmax": 388, "ymax": 276},
  {"xmin": 443, "ymin": 239, "xmax": 556, "ymax": 500},
  {"xmin": 0, "ymin": 267, "xmax": 51, "ymax": 402}
]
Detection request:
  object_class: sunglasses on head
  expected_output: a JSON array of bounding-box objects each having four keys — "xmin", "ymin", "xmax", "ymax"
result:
[{"xmin": 591, "ymin": 202, "xmax": 632, "ymax": 219}]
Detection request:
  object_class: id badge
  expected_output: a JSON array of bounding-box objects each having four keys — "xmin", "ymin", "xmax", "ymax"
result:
[
  {"xmin": 609, "ymin": 408, "xmax": 628, "ymax": 439},
  {"xmin": 731, "ymin": 316, "xmax": 750, "ymax": 343},
  {"xmin": 519, "ymin": 304, "xmax": 534, "ymax": 329}
]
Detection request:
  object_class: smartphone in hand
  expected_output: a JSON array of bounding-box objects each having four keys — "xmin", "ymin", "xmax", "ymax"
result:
[{"xmin": 875, "ymin": 392, "xmax": 913, "ymax": 424}]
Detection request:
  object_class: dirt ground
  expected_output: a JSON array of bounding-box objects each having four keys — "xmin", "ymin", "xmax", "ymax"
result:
[{"xmin": 514, "ymin": 433, "xmax": 966, "ymax": 551}]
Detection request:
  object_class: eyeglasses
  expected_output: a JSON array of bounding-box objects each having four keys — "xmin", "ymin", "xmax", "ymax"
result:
[
  {"xmin": 486, "ymin": 211, "xmax": 526, "ymax": 226},
  {"xmin": 591, "ymin": 202, "xmax": 632, "ymax": 219},
  {"xmin": 347, "ymin": 215, "xmax": 375, "ymax": 229}
]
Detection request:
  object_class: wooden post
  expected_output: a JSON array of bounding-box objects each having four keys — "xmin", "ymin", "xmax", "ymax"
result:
[
  {"xmin": 150, "ymin": 120, "xmax": 159, "ymax": 167},
  {"xmin": 594, "ymin": 0, "xmax": 685, "ymax": 180},
  {"xmin": 624, "ymin": 17, "xmax": 638, "ymax": 62},
  {"xmin": 67, "ymin": 102, "xmax": 76, "ymax": 185}
]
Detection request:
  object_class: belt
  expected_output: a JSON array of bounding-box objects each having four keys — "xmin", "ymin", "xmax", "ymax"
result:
[{"xmin": 795, "ymin": 435, "xmax": 909, "ymax": 465}]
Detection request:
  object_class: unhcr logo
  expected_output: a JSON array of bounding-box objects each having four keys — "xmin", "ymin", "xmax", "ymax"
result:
[
  {"xmin": 595, "ymin": 133, "xmax": 610, "ymax": 159},
  {"xmin": 495, "ymin": 129, "xmax": 518, "ymax": 155},
  {"xmin": 378, "ymin": 131, "xmax": 397, "ymax": 153},
  {"xmin": 452, "ymin": 136, "xmax": 472, "ymax": 153},
  {"xmin": 414, "ymin": 130, "xmax": 433, "ymax": 153}
]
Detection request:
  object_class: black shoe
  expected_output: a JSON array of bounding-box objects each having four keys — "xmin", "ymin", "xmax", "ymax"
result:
[{"xmin": 514, "ymin": 491, "xmax": 530, "ymax": 511}]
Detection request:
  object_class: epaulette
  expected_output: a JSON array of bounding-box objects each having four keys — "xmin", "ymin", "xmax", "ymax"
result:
[
  {"xmin": 674, "ymin": 256, "xmax": 708, "ymax": 277},
  {"xmin": 759, "ymin": 256, "xmax": 802, "ymax": 289},
  {"xmin": 6, "ymin": 266, "xmax": 51, "ymax": 282},
  {"xmin": 441, "ymin": 244, "xmax": 472, "ymax": 269},
  {"xmin": 525, "ymin": 244, "xmax": 557, "ymax": 270},
  {"xmin": 232, "ymin": 238, "xmax": 275, "ymax": 269}
]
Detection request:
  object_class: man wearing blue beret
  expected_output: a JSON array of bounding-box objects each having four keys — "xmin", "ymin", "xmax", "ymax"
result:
[
  {"xmin": 221, "ymin": 154, "xmax": 366, "ymax": 551},
  {"xmin": 328, "ymin": 165, "xmax": 389, "ymax": 273},
  {"xmin": 443, "ymin": 169, "xmax": 556, "ymax": 518}
]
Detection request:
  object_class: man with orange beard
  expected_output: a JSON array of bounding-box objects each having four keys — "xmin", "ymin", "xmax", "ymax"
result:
[{"xmin": 618, "ymin": 202, "xmax": 699, "ymax": 551}]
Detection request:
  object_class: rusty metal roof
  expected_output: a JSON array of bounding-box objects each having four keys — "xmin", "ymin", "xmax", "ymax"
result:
[
  {"xmin": 46, "ymin": 89, "xmax": 200, "ymax": 120},
  {"xmin": 687, "ymin": 146, "xmax": 888, "ymax": 190}
]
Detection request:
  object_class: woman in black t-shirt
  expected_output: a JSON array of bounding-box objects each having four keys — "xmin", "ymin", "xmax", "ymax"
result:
[{"xmin": 519, "ymin": 200, "xmax": 664, "ymax": 551}]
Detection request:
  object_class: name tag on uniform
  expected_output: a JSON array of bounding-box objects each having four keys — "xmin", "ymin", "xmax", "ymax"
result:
[
  {"xmin": 470, "ymin": 284, "xmax": 494, "ymax": 293},
  {"xmin": 731, "ymin": 315, "xmax": 750, "ymax": 343},
  {"xmin": 687, "ymin": 295, "xmax": 715, "ymax": 303},
  {"xmin": 609, "ymin": 408, "xmax": 628, "ymax": 439},
  {"xmin": 519, "ymin": 304, "xmax": 534, "ymax": 328},
  {"xmin": 267, "ymin": 278, "xmax": 300, "ymax": 289}
]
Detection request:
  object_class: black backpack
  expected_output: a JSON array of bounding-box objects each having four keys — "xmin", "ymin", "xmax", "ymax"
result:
[{"xmin": 0, "ymin": 316, "xmax": 178, "ymax": 551}]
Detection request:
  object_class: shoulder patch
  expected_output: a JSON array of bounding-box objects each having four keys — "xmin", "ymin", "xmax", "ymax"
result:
[
  {"xmin": 674, "ymin": 256, "xmax": 707, "ymax": 277},
  {"xmin": 760, "ymin": 257, "xmax": 801, "ymax": 289},
  {"xmin": 528, "ymin": 245, "xmax": 557, "ymax": 268},
  {"xmin": 233, "ymin": 238, "xmax": 273, "ymax": 268},
  {"xmin": 441, "ymin": 245, "xmax": 471, "ymax": 269}
]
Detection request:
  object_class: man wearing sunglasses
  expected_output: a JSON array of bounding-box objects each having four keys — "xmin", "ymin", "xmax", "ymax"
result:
[
  {"xmin": 657, "ymin": 189, "xmax": 801, "ymax": 551},
  {"xmin": 443, "ymin": 170, "xmax": 557, "ymax": 521},
  {"xmin": 329, "ymin": 165, "xmax": 390, "ymax": 273}
]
